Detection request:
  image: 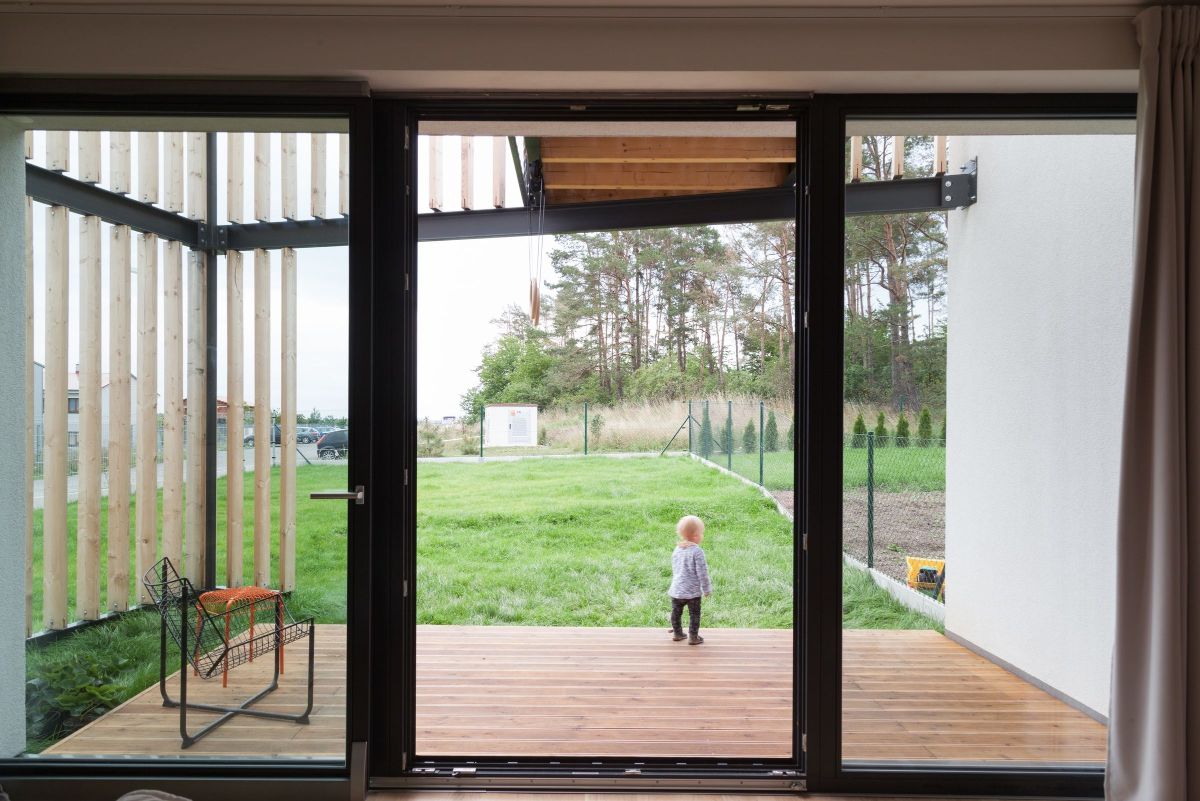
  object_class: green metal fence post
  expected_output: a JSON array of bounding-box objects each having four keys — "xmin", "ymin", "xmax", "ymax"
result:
[
  {"xmin": 687, "ymin": 400, "xmax": 693, "ymax": 454},
  {"xmin": 759, "ymin": 401, "xmax": 765, "ymax": 486},
  {"xmin": 866, "ymin": 430, "xmax": 875, "ymax": 568},
  {"xmin": 479, "ymin": 407, "xmax": 485, "ymax": 460},
  {"xmin": 726, "ymin": 400, "xmax": 733, "ymax": 471},
  {"xmin": 584, "ymin": 401, "xmax": 589, "ymax": 456}
]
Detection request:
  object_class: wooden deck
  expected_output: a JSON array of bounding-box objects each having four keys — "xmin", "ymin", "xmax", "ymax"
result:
[{"xmin": 45, "ymin": 625, "xmax": 1106, "ymax": 766}]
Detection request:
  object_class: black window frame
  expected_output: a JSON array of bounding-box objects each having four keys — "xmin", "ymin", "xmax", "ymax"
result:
[{"xmin": 0, "ymin": 82, "xmax": 375, "ymax": 801}]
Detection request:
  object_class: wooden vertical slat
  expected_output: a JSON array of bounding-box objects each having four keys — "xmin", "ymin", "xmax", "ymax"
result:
[
  {"xmin": 310, "ymin": 133, "xmax": 327, "ymax": 219},
  {"xmin": 849, "ymin": 135, "xmax": 863, "ymax": 182},
  {"xmin": 78, "ymin": 132, "xmax": 101, "ymax": 185},
  {"xmin": 138, "ymin": 132, "xmax": 159, "ymax": 205},
  {"xmin": 164, "ymin": 133, "xmax": 184, "ymax": 213},
  {"xmin": 254, "ymin": 248, "xmax": 272, "ymax": 588},
  {"xmin": 281, "ymin": 133, "xmax": 297, "ymax": 221},
  {"xmin": 338, "ymin": 133, "xmax": 349, "ymax": 216},
  {"xmin": 280, "ymin": 248, "xmax": 297, "ymax": 591},
  {"xmin": 429, "ymin": 136, "xmax": 443, "ymax": 212},
  {"xmin": 107, "ymin": 224, "xmax": 132, "ymax": 612},
  {"xmin": 162, "ymin": 240, "xmax": 184, "ymax": 574},
  {"xmin": 186, "ymin": 250, "xmax": 207, "ymax": 584},
  {"xmin": 891, "ymin": 135, "xmax": 905, "ymax": 180},
  {"xmin": 461, "ymin": 136, "xmax": 474, "ymax": 210},
  {"xmin": 24, "ymin": 197, "xmax": 34, "ymax": 635},
  {"xmin": 934, "ymin": 135, "xmax": 948, "ymax": 175},
  {"xmin": 47, "ymin": 131, "xmax": 69, "ymax": 173},
  {"xmin": 187, "ymin": 133, "xmax": 206, "ymax": 221},
  {"xmin": 77, "ymin": 215, "xmax": 102, "ymax": 621},
  {"xmin": 43, "ymin": 205, "xmax": 69, "ymax": 630},
  {"xmin": 492, "ymin": 136, "xmax": 506, "ymax": 208},
  {"xmin": 135, "ymin": 233, "xmax": 159, "ymax": 603},
  {"xmin": 227, "ymin": 132, "xmax": 245, "ymax": 224},
  {"xmin": 226, "ymin": 250, "xmax": 245, "ymax": 587},
  {"xmin": 254, "ymin": 133, "xmax": 271, "ymax": 222},
  {"xmin": 110, "ymin": 132, "xmax": 131, "ymax": 195}
]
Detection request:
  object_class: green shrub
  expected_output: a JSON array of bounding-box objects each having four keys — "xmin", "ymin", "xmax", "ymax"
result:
[
  {"xmin": 723, "ymin": 413, "xmax": 734, "ymax": 455},
  {"xmin": 742, "ymin": 419, "xmax": 757, "ymax": 453},
  {"xmin": 940, "ymin": 417, "xmax": 946, "ymax": 443},
  {"xmin": 917, "ymin": 408, "xmax": 933, "ymax": 447},
  {"xmin": 699, "ymin": 404, "xmax": 714, "ymax": 458},
  {"xmin": 874, "ymin": 412, "xmax": 888, "ymax": 447},
  {"xmin": 764, "ymin": 411, "xmax": 779, "ymax": 452},
  {"xmin": 851, "ymin": 414, "xmax": 867, "ymax": 448},
  {"xmin": 786, "ymin": 419, "xmax": 794, "ymax": 449},
  {"xmin": 417, "ymin": 418, "xmax": 445, "ymax": 457},
  {"xmin": 590, "ymin": 413, "xmax": 604, "ymax": 450},
  {"xmin": 26, "ymin": 652, "xmax": 129, "ymax": 744},
  {"xmin": 895, "ymin": 414, "xmax": 910, "ymax": 447}
]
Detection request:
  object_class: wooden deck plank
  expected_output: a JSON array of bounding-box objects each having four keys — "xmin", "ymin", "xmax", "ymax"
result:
[{"xmin": 43, "ymin": 625, "xmax": 1106, "ymax": 766}]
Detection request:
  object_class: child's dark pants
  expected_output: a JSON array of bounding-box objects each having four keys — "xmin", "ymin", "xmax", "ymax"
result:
[{"xmin": 670, "ymin": 596, "xmax": 702, "ymax": 636}]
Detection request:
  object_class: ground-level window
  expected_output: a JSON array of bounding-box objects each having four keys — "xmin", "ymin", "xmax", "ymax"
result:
[
  {"xmin": 5, "ymin": 122, "xmax": 351, "ymax": 765},
  {"xmin": 840, "ymin": 120, "xmax": 1133, "ymax": 770}
]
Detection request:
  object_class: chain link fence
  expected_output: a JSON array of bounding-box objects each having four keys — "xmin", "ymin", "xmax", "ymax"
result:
[
  {"xmin": 842, "ymin": 431, "xmax": 946, "ymax": 593},
  {"xmin": 685, "ymin": 399, "xmax": 796, "ymax": 491}
]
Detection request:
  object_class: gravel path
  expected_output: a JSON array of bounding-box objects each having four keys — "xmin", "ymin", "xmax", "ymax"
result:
[{"xmin": 771, "ymin": 488, "xmax": 945, "ymax": 585}]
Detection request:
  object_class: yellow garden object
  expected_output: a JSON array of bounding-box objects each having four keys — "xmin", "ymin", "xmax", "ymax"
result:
[{"xmin": 905, "ymin": 556, "xmax": 946, "ymax": 594}]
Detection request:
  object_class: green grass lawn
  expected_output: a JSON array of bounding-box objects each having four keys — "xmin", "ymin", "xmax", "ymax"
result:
[
  {"xmin": 706, "ymin": 445, "xmax": 945, "ymax": 493},
  {"xmin": 26, "ymin": 454, "xmax": 937, "ymax": 753},
  {"xmin": 417, "ymin": 456, "xmax": 793, "ymax": 628}
]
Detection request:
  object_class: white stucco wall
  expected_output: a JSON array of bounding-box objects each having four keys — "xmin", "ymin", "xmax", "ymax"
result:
[
  {"xmin": 0, "ymin": 119, "xmax": 28, "ymax": 756},
  {"xmin": 945, "ymin": 133, "xmax": 1134, "ymax": 717}
]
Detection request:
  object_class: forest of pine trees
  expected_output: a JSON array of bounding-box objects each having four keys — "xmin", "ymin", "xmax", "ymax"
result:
[{"xmin": 462, "ymin": 135, "xmax": 948, "ymax": 419}]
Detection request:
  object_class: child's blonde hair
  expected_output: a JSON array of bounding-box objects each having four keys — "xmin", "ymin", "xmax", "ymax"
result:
[{"xmin": 676, "ymin": 515, "xmax": 705, "ymax": 541}]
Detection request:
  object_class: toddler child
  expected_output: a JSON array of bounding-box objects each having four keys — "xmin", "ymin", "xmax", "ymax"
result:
[{"xmin": 668, "ymin": 514, "xmax": 712, "ymax": 645}]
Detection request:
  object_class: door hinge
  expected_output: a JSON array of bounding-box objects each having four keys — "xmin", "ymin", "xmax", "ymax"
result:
[
  {"xmin": 802, "ymin": 732, "xmax": 807, "ymax": 752},
  {"xmin": 404, "ymin": 468, "xmax": 409, "ymax": 485},
  {"xmin": 803, "ymin": 310, "xmax": 808, "ymax": 328},
  {"xmin": 405, "ymin": 273, "xmax": 410, "ymax": 291},
  {"xmin": 403, "ymin": 579, "xmax": 409, "ymax": 598},
  {"xmin": 404, "ymin": 126, "xmax": 410, "ymax": 150},
  {"xmin": 802, "ymin": 531, "xmax": 808, "ymax": 551},
  {"xmin": 401, "ymin": 751, "xmax": 408, "ymax": 771}
]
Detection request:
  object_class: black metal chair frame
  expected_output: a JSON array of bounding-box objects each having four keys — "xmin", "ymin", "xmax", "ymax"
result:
[{"xmin": 143, "ymin": 558, "xmax": 316, "ymax": 749}]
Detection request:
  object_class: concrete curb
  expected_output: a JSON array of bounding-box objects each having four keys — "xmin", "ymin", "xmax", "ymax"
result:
[
  {"xmin": 843, "ymin": 552, "xmax": 946, "ymax": 624},
  {"xmin": 687, "ymin": 453, "xmax": 794, "ymax": 522}
]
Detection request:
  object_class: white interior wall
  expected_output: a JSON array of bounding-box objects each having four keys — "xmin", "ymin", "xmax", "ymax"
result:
[
  {"xmin": 0, "ymin": 118, "xmax": 27, "ymax": 757},
  {"xmin": 945, "ymin": 132, "xmax": 1134, "ymax": 716}
]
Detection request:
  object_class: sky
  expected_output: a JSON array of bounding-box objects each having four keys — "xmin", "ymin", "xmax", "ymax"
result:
[{"xmin": 26, "ymin": 129, "xmax": 542, "ymax": 422}]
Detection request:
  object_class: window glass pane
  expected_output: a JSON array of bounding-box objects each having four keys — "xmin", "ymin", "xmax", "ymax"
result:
[
  {"xmin": 5, "ymin": 122, "xmax": 349, "ymax": 763},
  {"xmin": 840, "ymin": 121, "xmax": 1132, "ymax": 768}
]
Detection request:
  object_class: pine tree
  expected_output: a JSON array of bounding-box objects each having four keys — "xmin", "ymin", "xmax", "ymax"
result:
[
  {"xmin": 895, "ymin": 413, "xmax": 910, "ymax": 447},
  {"xmin": 700, "ymin": 404, "xmax": 714, "ymax": 459},
  {"xmin": 723, "ymin": 412, "xmax": 734, "ymax": 456},
  {"xmin": 742, "ymin": 419, "xmax": 757, "ymax": 453},
  {"xmin": 765, "ymin": 411, "xmax": 779, "ymax": 452},
  {"xmin": 874, "ymin": 412, "xmax": 888, "ymax": 447},
  {"xmin": 851, "ymin": 413, "xmax": 867, "ymax": 448},
  {"xmin": 917, "ymin": 408, "xmax": 933, "ymax": 447}
]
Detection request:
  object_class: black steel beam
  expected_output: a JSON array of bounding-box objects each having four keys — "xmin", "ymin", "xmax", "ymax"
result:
[
  {"xmin": 25, "ymin": 163, "xmax": 202, "ymax": 246},
  {"xmin": 28, "ymin": 161, "xmax": 977, "ymax": 251},
  {"xmin": 223, "ymin": 217, "xmax": 349, "ymax": 250},
  {"xmin": 846, "ymin": 172, "xmax": 975, "ymax": 216}
]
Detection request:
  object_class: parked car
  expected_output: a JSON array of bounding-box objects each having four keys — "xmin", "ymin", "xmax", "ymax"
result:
[
  {"xmin": 243, "ymin": 424, "xmax": 281, "ymax": 446},
  {"xmin": 316, "ymin": 429, "xmax": 348, "ymax": 459},
  {"xmin": 297, "ymin": 426, "xmax": 320, "ymax": 444}
]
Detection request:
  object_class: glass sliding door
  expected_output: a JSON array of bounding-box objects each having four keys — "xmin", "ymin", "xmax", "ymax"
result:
[
  {"xmin": 4, "ymin": 118, "xmax": 354, "ymax": 766},
  {"xmin": 838, "ymin": 114, "xmax": 1133, "ymax": 776}
]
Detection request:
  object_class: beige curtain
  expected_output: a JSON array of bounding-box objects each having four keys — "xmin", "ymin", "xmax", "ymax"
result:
[{"xmin": 1109, "ymin": 6, "xmax": 1200, "ymax": 801}]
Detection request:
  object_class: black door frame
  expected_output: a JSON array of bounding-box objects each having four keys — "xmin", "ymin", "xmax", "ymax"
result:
[
  {"xmin": 803, "ymin": 92, "xmax": 1136, "ymax": 799},
  {"xmin": 369, "ymin": 96, "xmax": 810, "ymax": 790},
  {"xmin": 0, "ymin": 81, "xmax": 373, "ymax": 801}
]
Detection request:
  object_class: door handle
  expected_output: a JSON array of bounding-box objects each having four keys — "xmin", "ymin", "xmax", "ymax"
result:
[{"xmin": 310, "ymin": 485, "xmax": 365, "ymax": 505}]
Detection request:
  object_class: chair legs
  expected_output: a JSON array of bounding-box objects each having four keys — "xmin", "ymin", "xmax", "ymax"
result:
[{"xmin": 160, "ymin": 616, "xmax": 315, "ymax": 749}]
